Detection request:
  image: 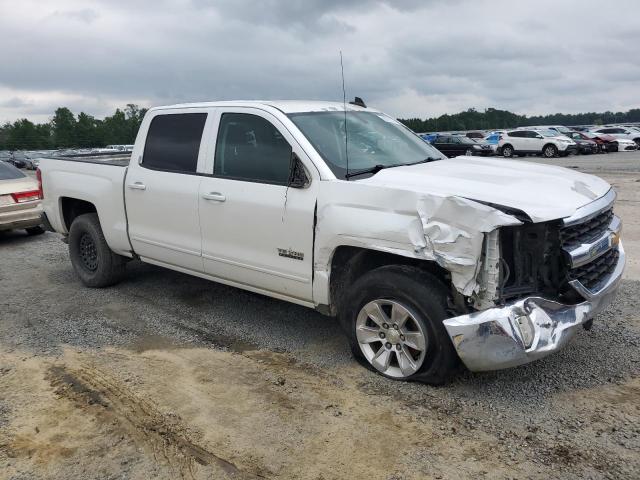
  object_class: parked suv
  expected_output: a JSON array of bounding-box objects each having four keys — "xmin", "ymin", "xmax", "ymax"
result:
[{"xmin": 498, "ymin": 129, "xmax": 577, "ymax": 158}]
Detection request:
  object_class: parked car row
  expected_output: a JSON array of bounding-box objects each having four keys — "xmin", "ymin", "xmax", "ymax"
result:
[
  {"xmin": 0, "ymin": 145, "xmax": 134, "ymax": 171},
  {"xmin": 419, "ymin": 123, "xmax": 639, "ymax": 159}
]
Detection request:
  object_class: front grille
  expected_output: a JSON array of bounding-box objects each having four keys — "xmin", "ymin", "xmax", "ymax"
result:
[
  {"xmin": 568, "ymin": 248, "xmax": 619, "ymax": 291},
  {"xmin": 560, "ymin": 208, "xmax": 613, "ymax": 250}
]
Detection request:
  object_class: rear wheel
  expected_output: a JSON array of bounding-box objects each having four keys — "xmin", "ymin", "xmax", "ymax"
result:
[
  {"xmin": 543, "ymin": 144, "xmax": 558, "ymax": 158},
  {"xmin": 68, "ymin": 213, "xmax": 126, "ymax": 287},
  {"xmin": 339, "ymin": 265, "xmax": 459, "ymax": 384},
  {"xmin": 25, "ymin": 226, "xmax": 45, "ymax": 236},
  {"xmin": 501, "ymin": 145, "xmax": 514, "ymax": 158}
]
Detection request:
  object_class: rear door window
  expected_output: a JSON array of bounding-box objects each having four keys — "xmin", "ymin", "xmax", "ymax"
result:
[
  {"xmin": 214, "ymin": 113, "xmax": 292, "ymax": 185},
  {"xmin": 142, "ymin": 113, "xmax": 207, "ymax": 173}
]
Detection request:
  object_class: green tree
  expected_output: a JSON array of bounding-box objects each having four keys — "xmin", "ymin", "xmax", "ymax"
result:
[
  {"xmin": 51, "ymin": 107, "xmax": 77, "ymax": 147},
  {"xmin": 75, "ymin": 112, "xmax": 101, "ymax": 148}
]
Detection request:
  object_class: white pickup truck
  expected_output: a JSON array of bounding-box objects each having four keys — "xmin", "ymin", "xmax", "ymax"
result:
[{"xmin": 38, "ymin": 100, "xmax": 625, "ymax": 383}]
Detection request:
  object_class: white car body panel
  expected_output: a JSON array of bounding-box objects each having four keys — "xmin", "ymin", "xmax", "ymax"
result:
[
  {"xmin": 40, "ymin": 160, "xmax": 132, "ymax": 256},
  {"xmin": 39, "ymin": 100, "xmax": 613, "ymax": 307}
]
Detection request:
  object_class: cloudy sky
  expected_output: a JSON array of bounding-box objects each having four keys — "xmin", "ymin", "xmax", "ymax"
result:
[{"xmin": 1, "ymin": 0, "xmax": 638, "ymax": 123}]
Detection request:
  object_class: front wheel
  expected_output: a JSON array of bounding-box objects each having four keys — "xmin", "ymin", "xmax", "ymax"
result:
[
  {"xmin": 340, "ymin": 266, "xmax": 460, "ymax": 384},
  {"xmin": 68, "ymin": 213, "xmax": 126, "ymax": 287},
  {"xmin": 543, "ymin": 144, "xmax": 558, "ymax": 158}
]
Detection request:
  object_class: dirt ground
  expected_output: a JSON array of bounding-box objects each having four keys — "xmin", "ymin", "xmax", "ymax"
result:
[{"xmin": 1, "ymin": 155, "xmax": 639, "ymax": 480}]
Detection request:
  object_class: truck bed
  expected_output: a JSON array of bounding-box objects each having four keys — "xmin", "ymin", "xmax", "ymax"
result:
[
  {"xmin": 38, "ymin": 155, "xmax": 132, "ymax": 256},
  {"xmin": 43, "ymin": 152, "xmax": 131, "ymax": 167}
]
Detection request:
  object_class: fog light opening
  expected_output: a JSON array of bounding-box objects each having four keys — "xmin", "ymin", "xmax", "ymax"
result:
[{"xmin": 514, "ymin": 314, "xmax": 535, "ymax": 349}]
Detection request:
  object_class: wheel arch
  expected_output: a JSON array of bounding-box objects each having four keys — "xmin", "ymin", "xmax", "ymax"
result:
[
  {"xmin": 60, "ymin": 197, "xmax": 98, "ymax": 231},
  {"xmin": 326, "ymin": 245, "xmax": 451, "ymax": 317}
]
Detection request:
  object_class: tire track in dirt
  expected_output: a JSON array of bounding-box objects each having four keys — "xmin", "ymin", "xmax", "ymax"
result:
[{"xmin": 48, "ymin": 363, "xmax": 265, "ymax": 480}]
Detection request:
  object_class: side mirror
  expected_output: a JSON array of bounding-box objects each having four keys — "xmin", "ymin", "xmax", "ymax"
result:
[{"xmin": 288, "ymin": 152, "xmax": 310, "ymax": 188}]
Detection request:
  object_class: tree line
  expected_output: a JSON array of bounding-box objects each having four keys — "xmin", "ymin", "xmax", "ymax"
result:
[
  {"xmin": 2, "ymin": 104, "xmax": 640, "ymax": 150},
  {"xmin": 0, "ymin": 104, "xmax": 147, "ymax": 151},
  {"xmin": 399, "ymin": 107, "xmax": 640, "ymax": 133}
]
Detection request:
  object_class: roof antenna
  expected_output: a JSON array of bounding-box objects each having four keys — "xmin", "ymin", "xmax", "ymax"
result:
[{"xmin": 340, "ymin": 50, "xmax": 349, "ymax": 181}]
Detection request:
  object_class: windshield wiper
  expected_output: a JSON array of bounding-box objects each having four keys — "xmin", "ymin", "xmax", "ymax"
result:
[
  {"xmin": 404, "ymin": 157, "xmax": 440, "ymax": 165},
  {"xmin": 344, "ymin": 157, "xmax": 440, "ymax": 179},
  {"xmin": 345, "ymin": 164, "xmax": 389, "ymax": 179}
]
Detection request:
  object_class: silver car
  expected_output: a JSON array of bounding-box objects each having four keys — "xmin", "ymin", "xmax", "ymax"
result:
[{"xmin": 0, "ymin": 161, "xmax": 44, "ymax": 234}]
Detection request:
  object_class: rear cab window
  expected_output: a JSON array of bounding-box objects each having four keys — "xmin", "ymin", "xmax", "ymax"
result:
[{"xmin": 142, "ymin": 113, "xmax": 207, "ymax": 173}]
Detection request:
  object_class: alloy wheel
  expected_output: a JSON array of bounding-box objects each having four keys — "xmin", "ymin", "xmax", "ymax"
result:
[{"xmin": 355, "ymin": 299, "xmax": 427, "ymax": 378}]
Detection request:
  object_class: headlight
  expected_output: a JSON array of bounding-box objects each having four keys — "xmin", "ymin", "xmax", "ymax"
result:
[{"xmin": 473, "ymin": 144, "xmax": 481, "ymax": 149}]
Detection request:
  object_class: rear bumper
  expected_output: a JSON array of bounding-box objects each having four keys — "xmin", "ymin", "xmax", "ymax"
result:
[
  {"xmin": 443, "ymin": 241, "xmax": 625, "ymax": 372},
  {"xmin": 0, "ymin": 203, "xmax": 43, "ymax": 231}
]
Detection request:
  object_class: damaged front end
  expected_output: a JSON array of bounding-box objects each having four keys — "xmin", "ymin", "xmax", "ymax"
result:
[{"xmin": 444, "ymin": 189, "xmax": 624, "ymax": 371}]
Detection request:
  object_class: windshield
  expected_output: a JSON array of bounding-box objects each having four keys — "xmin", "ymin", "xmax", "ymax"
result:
[
  {"xmin": 538, "ymin": 129, "xmax": 559, "ymax": 137},
  {"xmin": 555, "ymin": 126, "xmax": 574, "ymax": 134},
  {"xmin": 288, "ymin": 111, "xmax": 445, "ymax": 179}
]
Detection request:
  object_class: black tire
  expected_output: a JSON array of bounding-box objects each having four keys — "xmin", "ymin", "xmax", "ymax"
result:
[
  {"xmin": 68, "ymin": 213, "xmax": 126, "ymax": 287},
  {"xmin": 25, "ymin": 226, "xmax": 45, "ymax": 236},
  {"xmin": 339, "ymin": 265, "xmax": 460, "ymax": 385},
  {"xmin": 501, "ymin": 144, "xmax": 514, "ymax": 158},
  {"xmin": 542, "ymin": 144, "xmax": 558, "ymax": 158}
]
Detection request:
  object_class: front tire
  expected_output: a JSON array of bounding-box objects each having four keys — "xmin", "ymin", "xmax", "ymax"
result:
[
  {"xmin": 339, "ymin": 266, "xmax": 459, "ymax": 384},
  {"xmin": 543, "ymin": 144, "xmax": 558, "ymax": 158},
  {"xmin": 68, "ymin": 213, "xmax": 126, "ymax": 287}
]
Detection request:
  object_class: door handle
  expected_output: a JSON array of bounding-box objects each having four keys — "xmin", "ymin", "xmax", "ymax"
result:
[
  {"xmin": 128, "ymin": 182, "xmax": 146, "ymax": 190},
  {"xmin": 202, "ymin": 192, "xmax": 226, "ymax": 202}
]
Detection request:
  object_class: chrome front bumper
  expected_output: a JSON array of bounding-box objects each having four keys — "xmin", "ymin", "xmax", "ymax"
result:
[{"xmin": 443, "ymin": 242, "xmax": 625, "ymax": 372}]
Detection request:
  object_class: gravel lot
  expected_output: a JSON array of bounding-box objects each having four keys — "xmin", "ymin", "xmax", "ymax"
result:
[{"xmin": 1, "ymin": 152, "xmax": 639, "ymax": 479}]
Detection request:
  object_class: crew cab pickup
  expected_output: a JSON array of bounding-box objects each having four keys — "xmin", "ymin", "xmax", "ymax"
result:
[{"xmin": 38, "ymin": 101, "xmax": 625, "ymax": 383}]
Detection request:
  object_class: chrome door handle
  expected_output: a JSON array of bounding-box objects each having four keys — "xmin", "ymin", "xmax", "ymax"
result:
[
  {"xmin": 202, "ymin": 192, "xmax": 226, "ymax": 202},
  {"xmin": 128, "ymin": 182, "xmax": 146, "ymax": 190}
]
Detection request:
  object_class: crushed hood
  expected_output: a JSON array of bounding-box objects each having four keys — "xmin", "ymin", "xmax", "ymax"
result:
[{"xmin": 361, "ymin": 156, "xmax": 611, "ymax": 223}]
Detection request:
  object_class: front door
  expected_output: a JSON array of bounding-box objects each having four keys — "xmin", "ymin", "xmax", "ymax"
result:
[{"xmin": 198, "ymin": 109, "xmax": 317, "ymax": 301}]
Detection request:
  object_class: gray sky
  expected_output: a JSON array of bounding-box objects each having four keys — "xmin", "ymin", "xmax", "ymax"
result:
[{"xmin": 1, "ymin": 0, "xmax": 638, "ymax": 123}]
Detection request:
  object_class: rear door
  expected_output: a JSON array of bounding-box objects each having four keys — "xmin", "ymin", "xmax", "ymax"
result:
[
  {"xmin": 507, "ymin": 131, "xmax": 527, "ymax": 152},
  {"xmin": 125, "ymin": 110, "xmax": 209, "ymax": 272},
  {"xmin": 198, "ymin": 108, "xmax": 317, "ymax": 302}
]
